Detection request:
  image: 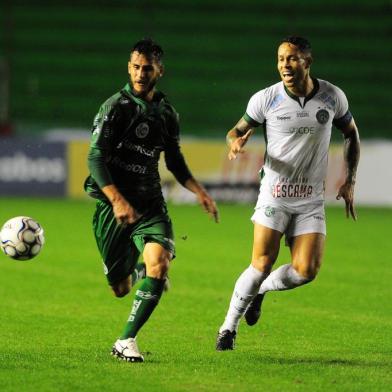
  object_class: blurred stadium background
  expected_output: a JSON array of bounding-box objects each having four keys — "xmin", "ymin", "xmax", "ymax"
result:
[
  {"xmin": 1, "ymin": 2, "xmax": 392, "ymax": 391},
  {"xmin": 0, "ymin": 0, "xmax": 391, "ymax": 201}
]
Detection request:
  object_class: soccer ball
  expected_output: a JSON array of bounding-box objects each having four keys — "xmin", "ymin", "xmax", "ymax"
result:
[{"xmin": 0, "ymin": 216, "xmax": 45, "ymax": 260}]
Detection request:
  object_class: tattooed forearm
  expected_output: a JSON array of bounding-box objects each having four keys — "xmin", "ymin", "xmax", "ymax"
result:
[
  {"xmin": 226, "ymin": 118, "xmax": 253, "ymax": 146},
  {"xmin": 343, "ymin": 124, "xmax": 360, "ymax": 184}
]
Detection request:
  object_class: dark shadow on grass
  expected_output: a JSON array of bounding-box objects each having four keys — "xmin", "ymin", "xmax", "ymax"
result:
[{"xmin": 250, "ymin": 354, "xmax": 392, "ymax": 368}]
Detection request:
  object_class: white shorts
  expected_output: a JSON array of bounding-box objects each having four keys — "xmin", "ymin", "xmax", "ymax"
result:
[{"xmin": 251, "ymin": 202, "xmax": 326, "ymax": 240}]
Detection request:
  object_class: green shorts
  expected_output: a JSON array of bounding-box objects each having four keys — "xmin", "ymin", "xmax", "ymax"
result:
[{"xmin": 92, "ymin": 200, "xmax": 175, "ymax": 286}]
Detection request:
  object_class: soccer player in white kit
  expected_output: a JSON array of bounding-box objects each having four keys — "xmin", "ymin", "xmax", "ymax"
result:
[{"xmin": 216, "ymin": 36, "xmax": 360, "ymax": 350}]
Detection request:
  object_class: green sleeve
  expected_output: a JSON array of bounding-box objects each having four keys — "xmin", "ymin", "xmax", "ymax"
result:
[
  {"xmin": 87, "ymin": 103, "xmax": 121, "ymax": 188},
  {"xmin": 87, "ymin": 146, "xmax": 113, "ymax": 188},
  {"xmin": 163, "ymin": 107, "xmax": 192, "ymax": 186}
]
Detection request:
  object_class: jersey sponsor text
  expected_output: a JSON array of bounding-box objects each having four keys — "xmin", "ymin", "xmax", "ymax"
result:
[
  {"xmin": 117, "ymin": 141, "xmax": 156, "ymax": 157},
  {"xmin": 289, "ymin": 126, "xmax": 315, "ymax": 135},
  {"xmin": 108, "ymin": 156, "xmax": 147, "ymax": 174},
  {"xmin": 272, "ymin": 183, "xmax": 313, "ymax": 198}
]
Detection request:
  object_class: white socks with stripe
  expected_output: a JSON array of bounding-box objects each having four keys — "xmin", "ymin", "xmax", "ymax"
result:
[{"xmin": 219, "ymin": 265, "xmax": 268, "ymax": 333}]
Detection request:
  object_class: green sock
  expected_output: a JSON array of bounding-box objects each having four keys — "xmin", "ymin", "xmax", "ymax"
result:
[
  {"xmin": 120, "ymin": 277, "xmax": 165, "ymax": 339},
  {"xmin": 131, "ymin": 262, "xmax": 146, "ymax": 286}
]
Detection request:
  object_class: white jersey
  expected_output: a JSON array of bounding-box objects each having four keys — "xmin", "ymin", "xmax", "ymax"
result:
[{"xmin": 245, "ymin": 78, "xmax": 350, "ymax": 212}]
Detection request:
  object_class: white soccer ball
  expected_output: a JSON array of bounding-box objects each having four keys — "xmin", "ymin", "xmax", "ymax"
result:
[{"xmin": 0, "ymin": 216, "xmax": 45, "ymax": 260}]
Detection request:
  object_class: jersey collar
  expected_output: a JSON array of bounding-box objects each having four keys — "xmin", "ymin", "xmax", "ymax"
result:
[{"xmin": 283, "ymin": 78, "xmax": 319, "ymax": 109}]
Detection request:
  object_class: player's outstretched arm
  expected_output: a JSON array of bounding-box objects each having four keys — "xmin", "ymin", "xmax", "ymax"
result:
[
  {"xmin": 226, "ymin": 118, "xmax": 254, "ymax": 160},
  {"xmin": 184, "ymin": 178, "xmax": 219, "ymax": 223},
  {"xmin": 336, "ymin": 119, "xmax": 360, "ymax": 220}
]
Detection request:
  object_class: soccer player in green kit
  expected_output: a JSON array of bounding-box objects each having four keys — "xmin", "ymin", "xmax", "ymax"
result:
[{"xmin": 85, "ymin": 38, "xmax": 218, "ymax": 362}]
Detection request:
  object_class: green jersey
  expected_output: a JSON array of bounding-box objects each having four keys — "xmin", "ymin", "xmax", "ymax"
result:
[{"xmin": 84, "ymin": 83, "xmax": 192, "ymax": 213}]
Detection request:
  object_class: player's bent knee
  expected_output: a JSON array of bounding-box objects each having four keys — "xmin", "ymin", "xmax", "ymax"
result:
[
  {"xmin": 148, "ymin": 258, "xmax": 170, "ymax": 279},
  {"xmin": 251, "ymin": 255, "xmax": 275, "ymax": 273},
  {"xmin": 143, "ymin": 243, "xmax": 172, "ymax": 279},
  {"xmin": 294, "ymin": 264, "xmax": 319, "ymax": 281}
]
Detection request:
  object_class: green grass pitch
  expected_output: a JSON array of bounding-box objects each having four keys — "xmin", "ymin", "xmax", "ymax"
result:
[{"xmin": 0, "ymin": 198, "xmax": 391, "ymax": 391}]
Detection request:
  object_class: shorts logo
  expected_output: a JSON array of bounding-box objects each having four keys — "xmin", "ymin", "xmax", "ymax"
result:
[
  {"xmin": 135, "ymin": 122, "xmax": 149, "ymax": 138},
  {"xmin": 264, "ymin": 206, "xmax": 276, "ymax": 217},
  {"xmin": 163, "ymin": 237, "xmax": 175, "ymax": 246},
  {"xmin": 316, "ymin": 109, "xmax": 329, "ymax": 124}
]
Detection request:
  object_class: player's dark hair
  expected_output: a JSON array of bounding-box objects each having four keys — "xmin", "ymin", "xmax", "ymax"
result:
[
  {"xmin": 131, "ymin": 38, "xmax": 164, "ymax": 63},
  {"xmin": 281, "ymin": 36, "xmax": 312, "ymax": 55}
]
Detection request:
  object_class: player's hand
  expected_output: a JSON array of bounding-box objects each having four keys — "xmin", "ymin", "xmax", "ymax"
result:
[
  {"xmin": 112, "ymin": 198, "xmax": 141, "ymax": 226},
  {"xmin": 228, "ymin": 130, "xmax": 253, "ymax": 160},
  {"xmin": 197, "ymin": 191, "xmax": 219, "ymax": 223},
  {"xmin": 336, "ymin": 181, "xmax": 357, "ymax": 220}
]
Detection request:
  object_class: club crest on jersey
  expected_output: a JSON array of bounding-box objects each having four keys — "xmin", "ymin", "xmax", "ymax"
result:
[
  {"xmin": 316, "ymin": 109, "xmax": 329, "ymax": 124},
  {"xmin": 264, "ymin": 206, "xmax": 276, "ymax": 217},
  {"xmin": 135, "ymin": 122, "xmax": 149, "ymax": 138},
  {"xmin": 119, "ymin": 97, "xmax": 130, "ymax": 105}
]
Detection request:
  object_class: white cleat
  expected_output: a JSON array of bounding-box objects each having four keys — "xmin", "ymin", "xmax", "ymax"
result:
[{"xmin": 111, "ymin": 337, "xmax": 144, "ymax": 363}]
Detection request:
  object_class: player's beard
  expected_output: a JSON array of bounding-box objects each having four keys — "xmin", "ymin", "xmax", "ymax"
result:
[{"xmin": 132, "ymin": 78, "xmax": 158, "ymax": 99}]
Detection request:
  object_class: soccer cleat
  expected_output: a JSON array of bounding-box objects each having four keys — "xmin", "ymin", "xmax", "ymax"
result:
[
  {"xmin": 216, "ymin": 330, "xmax": 236, "ymax": 351},
  {"xmin": 111, "ymin": 337, "xmax": 144, "ymax": 362},
  {"xmin": 244, "ymin": 293, "xmax": 265, "ymax": 326}
]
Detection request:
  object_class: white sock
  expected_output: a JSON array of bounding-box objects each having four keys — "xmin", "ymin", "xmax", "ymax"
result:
[
  {"xmin": 258, "ymin": 263, "xmax": 310, "ymax": 294},
  {"xmin": 219, "ymin": 265, "xmax": 268, "ymax": 333}
]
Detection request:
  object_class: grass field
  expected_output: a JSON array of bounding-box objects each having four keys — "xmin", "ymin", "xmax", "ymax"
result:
[{"xmin": 0, "ymin": 198, "xmax": 391, "ymax": 392}]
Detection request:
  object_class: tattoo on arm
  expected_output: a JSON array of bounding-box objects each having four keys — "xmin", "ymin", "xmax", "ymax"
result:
[
  {"xmin": 342, "ymin": 121, "xmax": 360, "ymax": 184},
  {"xmin": 226, "ymin": 118, "xmax": 253, "ymax": 146},
  {"xmin": 234, "ymin": 118, "xmax": 253, "ymax": 136}
]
